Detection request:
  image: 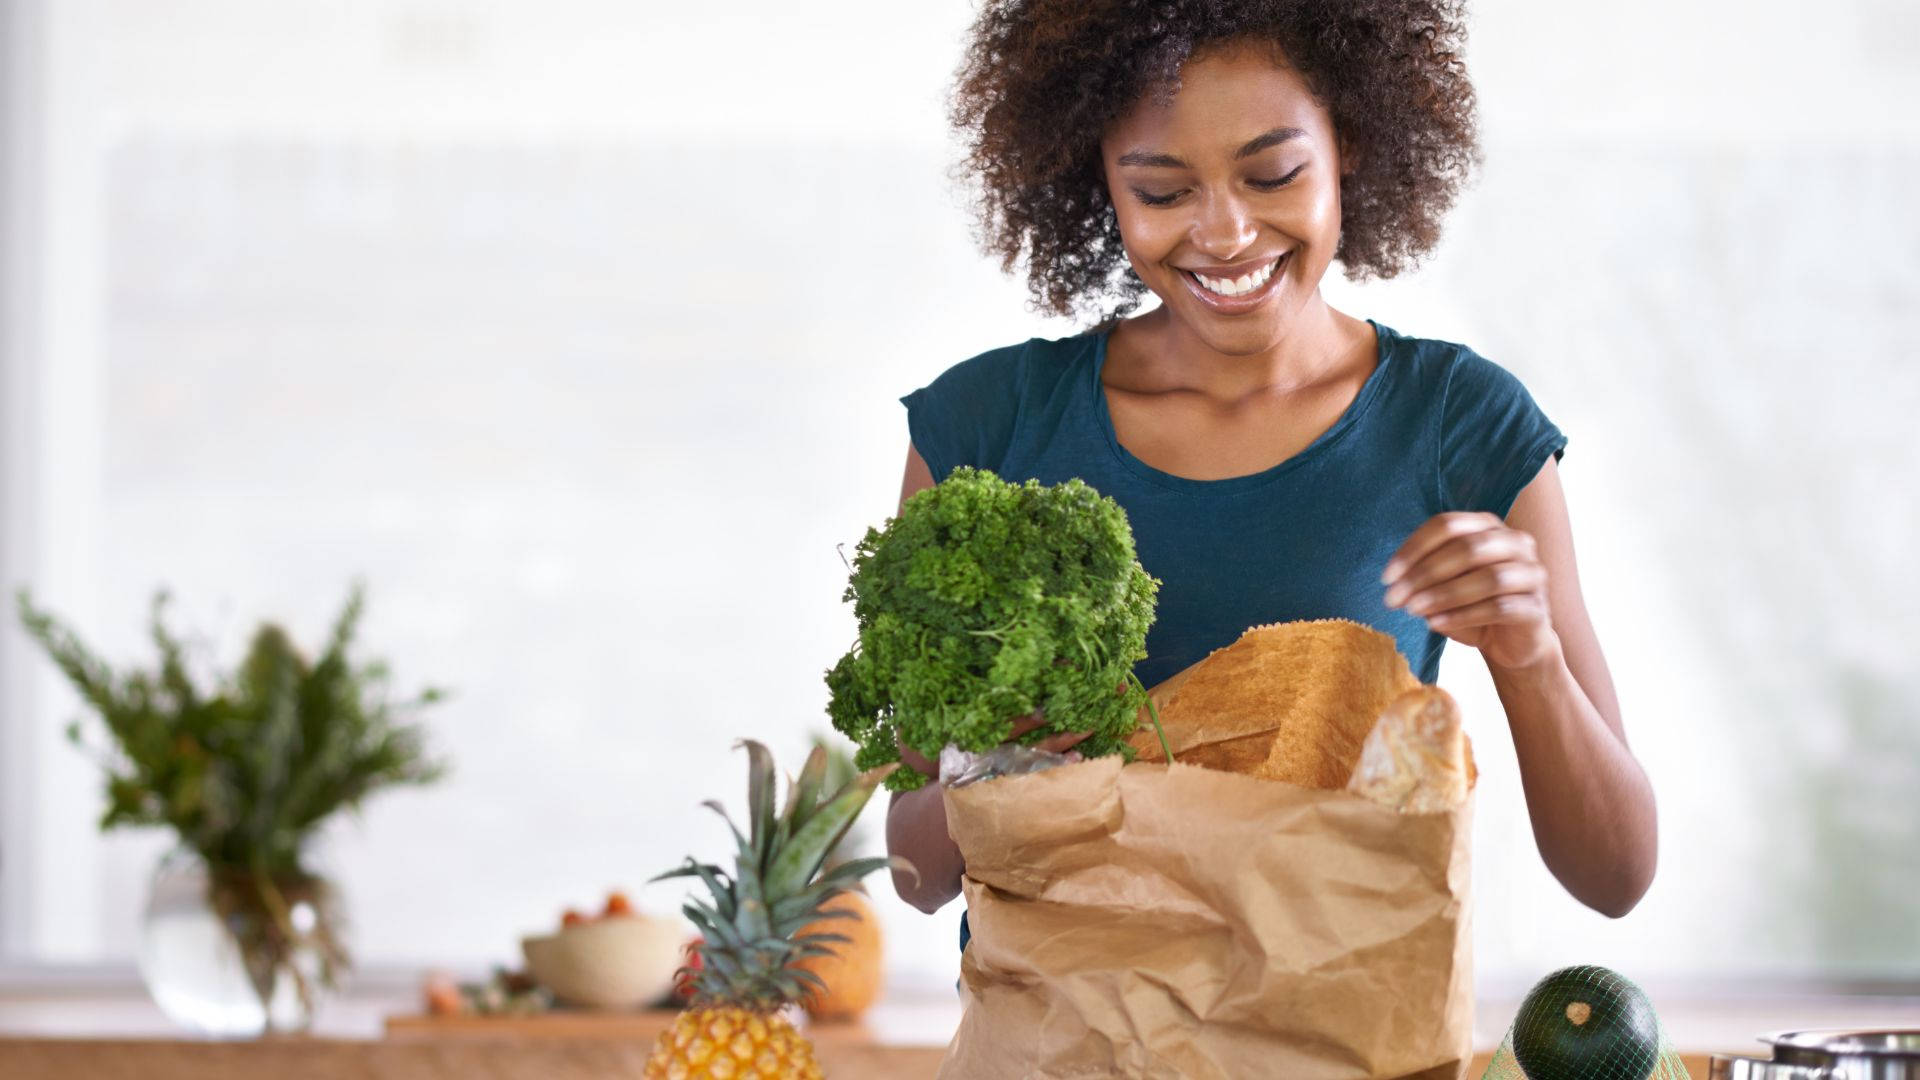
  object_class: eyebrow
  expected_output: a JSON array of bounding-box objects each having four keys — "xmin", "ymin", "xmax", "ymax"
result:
[{"xmin": 1115, "ymin": 126, "xmax": 1309, "ymax": 169}]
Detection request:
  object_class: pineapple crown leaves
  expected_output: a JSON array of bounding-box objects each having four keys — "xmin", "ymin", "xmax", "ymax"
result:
[
  {"xmin": 650, "ymin": 739, "xmax": 915, "ymax": 1010},
  {"xmin": 809, "ymin": 731, "xmax": 870, "ymax": 869}
]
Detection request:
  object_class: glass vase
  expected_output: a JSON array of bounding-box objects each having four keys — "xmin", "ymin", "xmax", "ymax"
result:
[{"xmin": 138, "ymin": 846, "xmax": 349, "ymax": 1037}]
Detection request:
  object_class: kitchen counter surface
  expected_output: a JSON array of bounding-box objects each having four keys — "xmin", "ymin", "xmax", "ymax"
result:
[
  {"xmin": 0, "ymin": 1036, "xmax": 1724, "ymax": 1079},
  {"xmin": 2, "ymin": 979, "xmax": 1913, "ymax": 1078}
]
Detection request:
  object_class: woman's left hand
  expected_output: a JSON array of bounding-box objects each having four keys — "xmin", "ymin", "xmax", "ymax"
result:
[{"xmin": 1382, "ymin": 512, "xmax": 1560, "ymax": 672}]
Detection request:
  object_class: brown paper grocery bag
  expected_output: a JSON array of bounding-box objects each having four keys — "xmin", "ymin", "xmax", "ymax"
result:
[{"xmin": 938, "ymin": 754, "xmax": 1473, "ymax": 1080}]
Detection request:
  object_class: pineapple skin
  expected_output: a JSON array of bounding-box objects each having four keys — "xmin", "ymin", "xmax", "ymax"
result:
[{"xmin": 644, "ymin": 1005, "xmax": 824, "ymax": 1080}]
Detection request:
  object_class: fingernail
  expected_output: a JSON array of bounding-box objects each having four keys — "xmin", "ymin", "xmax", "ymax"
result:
[
  {"xmin": 1380, "ymin": 561, "xmax": 1401, "ymax": 585},
  {"xmin": 1384, "ymin": 584, "xmax": 1409, "ymax": 607}
]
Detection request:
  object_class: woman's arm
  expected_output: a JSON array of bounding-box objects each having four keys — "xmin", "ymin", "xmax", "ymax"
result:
[
  {"xmin": 884, "ymin": 443, "xmax": 967, "ymax": 913},
  {"xmin": 1385, "ymin": 456, "xmax": 1657, "ymax": 917},
  {"xmin": 1491, "ymin": 457, "xmax": 1657, "ymax": 917},
  {"xmin": 888, "ymin": 779, "xmax": 967, "ymax": 914},
  {"xmin": 885, "ymin": 707, "xmax": 1090, "ymax": 913}
]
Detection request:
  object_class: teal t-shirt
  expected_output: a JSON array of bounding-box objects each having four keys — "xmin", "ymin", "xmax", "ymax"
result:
[
  {"xmin": 901, "ymin": 318, "xmax": 1567, "ymax": 689},
  {"xmin": 904, "ymin": 319, "xmax": 1568, "ymax": 959}
]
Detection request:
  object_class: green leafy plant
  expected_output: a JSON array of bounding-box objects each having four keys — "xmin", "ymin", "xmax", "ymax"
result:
[
  {"xmin": 13, "ymin": 581, "xmax": 449, "ymax": 1026},
  {"xmin": 825, "ymin": 467, "xmax": 1168, "ymax": 792}
]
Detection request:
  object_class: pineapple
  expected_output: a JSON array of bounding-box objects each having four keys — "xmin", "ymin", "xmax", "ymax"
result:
[{"xmin": 646, "ymin": 739, "xmax": 905, "ymax": 1079}]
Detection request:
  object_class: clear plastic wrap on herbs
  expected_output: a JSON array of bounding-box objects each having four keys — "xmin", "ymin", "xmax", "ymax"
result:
[{"xmin": 939, "ymin": 743, "xmax": 1080, "ymax": 789}]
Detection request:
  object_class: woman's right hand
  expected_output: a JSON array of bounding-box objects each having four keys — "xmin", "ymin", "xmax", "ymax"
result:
[
  {"xmin": 1009, "ymin": 707, "xmax": 1096, "ymax": 756},
  {"xmin": 897, "ymin": 706, "xmax": 1095, "ymax": 782},
  {"xmin": 897, "ymin": 735, "xmax": 939, "ymax": 781}
]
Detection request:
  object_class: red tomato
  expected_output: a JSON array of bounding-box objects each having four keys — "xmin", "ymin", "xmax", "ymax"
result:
[{"xmin": 673, "ymin": 937, "xmax": 704, "ymax": 1000}]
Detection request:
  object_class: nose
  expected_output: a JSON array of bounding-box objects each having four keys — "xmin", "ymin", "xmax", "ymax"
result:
[{"xmin": 1188, "ymin": 188, "xmax": 1259, "ymax": 260}]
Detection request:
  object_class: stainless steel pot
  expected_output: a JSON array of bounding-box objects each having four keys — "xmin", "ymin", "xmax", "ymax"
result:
[{"xmin": 1710, "ymin": 1030, "xmax": 1920, "ymax": 1080}]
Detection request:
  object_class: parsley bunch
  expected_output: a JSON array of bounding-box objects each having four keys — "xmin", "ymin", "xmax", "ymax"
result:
[{"xmin": 826, "ymin": 467, "xmax": 1163, "ymax": 792}]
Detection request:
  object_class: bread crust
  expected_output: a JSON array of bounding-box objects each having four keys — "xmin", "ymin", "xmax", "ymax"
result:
[{"xmin": 1126, "ymin": 619, "xmax": 1422, "ymax": 789}]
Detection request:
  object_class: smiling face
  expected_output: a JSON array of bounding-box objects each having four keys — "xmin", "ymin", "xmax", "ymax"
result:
[{"xmin": 1100, "ymin": 39, "xmax": 1347, "ymax": 356}]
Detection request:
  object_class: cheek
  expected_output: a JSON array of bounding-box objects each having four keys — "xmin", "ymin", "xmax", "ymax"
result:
[
  {"xmin": 1113, "ymin": 205, "xmax": 1181, "ymax": 277},
  {"xmin": 1300, "ymin": 181, "xmax": 1342, "ymax": 238}
]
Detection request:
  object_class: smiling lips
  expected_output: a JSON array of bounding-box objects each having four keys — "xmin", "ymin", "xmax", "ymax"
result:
[{"xmin": 1177, "ymin": 251, "xmax": 1290, "ymax": 311}]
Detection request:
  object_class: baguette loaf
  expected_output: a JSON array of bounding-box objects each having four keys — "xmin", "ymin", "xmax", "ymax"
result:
[{"xmin": 1346, "ymin": 684, "xmax": 1476, "ymax": 812}]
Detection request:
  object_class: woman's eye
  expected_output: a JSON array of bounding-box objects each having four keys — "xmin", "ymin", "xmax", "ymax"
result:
[
  {"xmin": 1132, "ymin": 188, "xmax": 1184, "ymax": 207},
  {"xmin": 1131, "ymin": 164, "xmax": 1307, "ymax": 207},
  {"xmin": 1249, "ymin": 164, "xmax": 1308, "ymax": 191}
]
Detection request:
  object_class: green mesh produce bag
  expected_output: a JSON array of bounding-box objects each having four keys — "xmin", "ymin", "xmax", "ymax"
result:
[{"xmin": 1479, "ymin": 965, "xmax": 1693, "ymax": 1080}]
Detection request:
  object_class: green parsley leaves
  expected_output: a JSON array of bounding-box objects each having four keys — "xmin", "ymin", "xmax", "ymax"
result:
[{"xmin": 825, "ymin": 468, "xmax": 1161, "ymax": 792}]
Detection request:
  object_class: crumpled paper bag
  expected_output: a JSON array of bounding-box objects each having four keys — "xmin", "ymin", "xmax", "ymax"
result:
[{"xmin": 937, "ymin": 752, "xmax": 1473, "ymax": 1079}]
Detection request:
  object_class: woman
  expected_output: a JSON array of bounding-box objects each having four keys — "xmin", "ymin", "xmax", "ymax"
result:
[{"xmin": 884, "ymin": 0, "xmax": 1658, "ymax": 960}]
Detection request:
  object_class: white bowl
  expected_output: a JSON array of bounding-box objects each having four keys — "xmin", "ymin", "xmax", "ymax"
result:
[{"xmin": 521, "ymin": 914, "xmax": 685, "ymax": 1009}]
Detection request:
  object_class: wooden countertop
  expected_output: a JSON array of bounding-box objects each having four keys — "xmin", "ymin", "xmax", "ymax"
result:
[
  {"xmin": 6, "ymin": 981, "xmax": 1913, "ymax": 1078},
  {"xmin": 0, "ymin": 1036, "xmax": 1720, "ymax": 1078},
  {"xmin": 0, "ymin": 1036, "xmax": 938, "ymax": 1079}
]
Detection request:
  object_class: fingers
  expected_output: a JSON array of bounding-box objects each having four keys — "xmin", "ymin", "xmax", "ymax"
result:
[
  {"xmin": 899, "ymin": 706, "xmax": 1090, "ymax": 774},
  {"xmin": 1032, "ymin": 729, "xmax": 1094, "ymax": 755},
  {"xmin": 1006, "ymin": 707, "xmax": 1048, "ymax": 738},
  {"xmin": 1381, "ymin": 512, "xmax": 1507, "ymax": 588},
  {"xmin": 1392, "ymin": 559, "xmax": 1547, "ymax": 621},
  {"xmin": 896, "ymin": 736, "xmax": 938, "ymax": 779},
  {"xmin": 1423, "ymin": 592, "xmax": 1549, "ymax": 633},
  {"xmin": 1385, "ymin": 514, "xmax": 1559, "ymax": 671},
  {"xmin": 1008, "ymin": 707, "xmax": 1091, "ymax": 754},
  {"xmin": 1385, "ymin": 521, "xmax": 1538, "ymax": 609}
]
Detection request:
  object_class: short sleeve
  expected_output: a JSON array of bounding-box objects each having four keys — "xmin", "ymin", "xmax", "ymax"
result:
[
  {"xmin": 1437, "ymin": 348, "xmax": 1568, "ymax": 518},
  {"xmin": 898, "ymin": 341, "xmax": 1029, "ymax": 482}
]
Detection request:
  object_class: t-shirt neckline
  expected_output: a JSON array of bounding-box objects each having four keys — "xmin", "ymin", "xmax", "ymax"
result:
[{"xmin": 1090, "ymin": 318, "xmax": 1396, "ymax": 495}]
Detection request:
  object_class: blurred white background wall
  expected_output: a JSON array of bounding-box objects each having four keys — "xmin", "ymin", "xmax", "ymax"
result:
[{"xmin": 2, "ymin": 0, "xmax": 1915, "ymax": 998}]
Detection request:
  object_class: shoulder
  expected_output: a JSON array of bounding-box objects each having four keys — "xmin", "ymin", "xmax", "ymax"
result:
[
  {"xmin": 1372, "ymin": 322, "xmax": 1510, "ymax": 391},
  {"xmin": 1442, "ymin": 342, "xmax": 1535, "ymax": 406},
  {"xmin": 941, "ymin": 337, "xmax": 1031, "ymax": 383},
  {"xmin": 1391, "ymin": 329, "xmax": 1564, "ymax": 514},
  {"xmin": 925, "ymin": 332, "xmax": 1093, "ymax": 388},
  {"xmin": 903, "ymin": 333, "xmax": 1094, "ymax": 419},
  {"xmin": 1436, "ymin": 343, "xmax": 1560, "ymax": 452},
  {"xmin": 901, "ymin": 333, "xmax": 1093, "ymax": 481},
  {"xmin": 900, "ymin": 341, "xmax": 1024, "ymax": 422},
  {"xmin": 1373, "ymin": 323, "xmax": 1543, "ymax": 418}
]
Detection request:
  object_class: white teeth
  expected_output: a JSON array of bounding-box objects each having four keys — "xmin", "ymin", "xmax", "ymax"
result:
[{"xmin": 1193, "ymin": 254, "xmax": 1284, "ymax": 298}]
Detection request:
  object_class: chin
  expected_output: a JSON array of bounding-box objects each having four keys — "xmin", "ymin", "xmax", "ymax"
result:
[{"xmin": 1170, "ymin": 300, "xmax": 1290, "ymax": 355}]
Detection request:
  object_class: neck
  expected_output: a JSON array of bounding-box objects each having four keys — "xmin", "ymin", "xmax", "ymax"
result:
[{"xmin": 1117, "ymin": 293, "xmax": 1356, "ymax": 404}]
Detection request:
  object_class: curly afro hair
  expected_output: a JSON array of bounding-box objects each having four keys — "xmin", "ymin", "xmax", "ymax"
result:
[{"xmin": 949, "ymin": 0, "xmax": 1483, "ymax": 327}]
